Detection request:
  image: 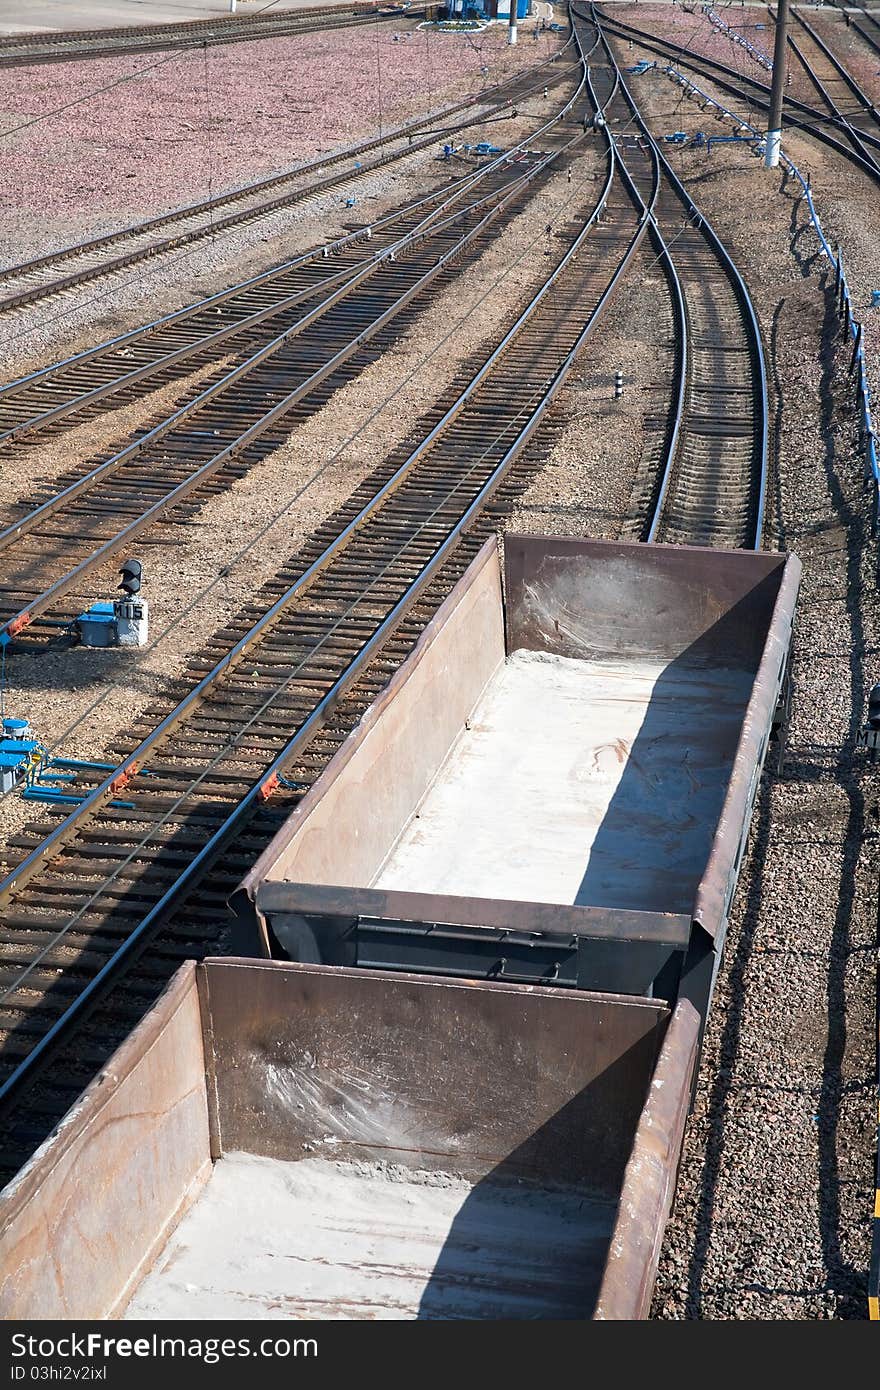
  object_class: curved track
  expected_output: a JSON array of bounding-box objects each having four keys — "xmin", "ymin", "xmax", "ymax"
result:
[
  {"xmin": 595, "ymin": 5, "xmax": 880, "ymax": 185},
  {"xmin": 0, "ymin": 3, "xmax": 770, "ymax": 1191},
  {"xmin": 579, "ymin": 6, "xmax": 767, "ymax": 548}
]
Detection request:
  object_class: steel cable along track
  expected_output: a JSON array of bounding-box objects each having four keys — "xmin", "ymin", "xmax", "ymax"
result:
[
  {"xmin": 574, "ymin": 5, "xmax": 767, "ymax": 549},
  {"xmin": 0, "ymin": 37, "xmax": 658, "ymax": 1176},
  {"xmin": 0, "ymin": 4, "xmax": 424, "ymax": 68},
  {"xmin": 780, "ymin": 5, "xmax": 880, "ymax": 176},
  {"xmin": 593, "ymin": 4, "xmax": 880, "ymax": 185},
  {"xmin": 0, "ymin": 47, "xmax": 576, "ymax": 319},
  {"xmin": 0, "ymin": 104, "xmax": 591, "ymax": 645}
]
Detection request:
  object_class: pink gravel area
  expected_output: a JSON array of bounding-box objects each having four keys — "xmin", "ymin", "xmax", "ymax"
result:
[
  {"xmin": 615, "ymin": 4, "xmax": 777, "ymax": 73},
  {"xmin": 616, "ymin": 4, "xmax": 880, "ymax": 107},
  {"xmin": 0, "ymin": 24, "xmax": 554, "ymax": 229},
  {"xmin": 613, "ymin": 4, "xmax": 821, "ymax": 104},
  {"xmin": 812, "ymin": 13, "xmax": 880, "ymax": 105}
]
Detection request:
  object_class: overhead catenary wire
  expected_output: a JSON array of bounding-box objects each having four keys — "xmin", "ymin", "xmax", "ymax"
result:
[
  {"xmin": 0, "ymin": 288, "xmax": 597, "ymax": 999},
  {"xmin": 374, "ymin": 10, "xmax": 385, "ymax": 138},
  {"xmin": 202, "ymin": 41, "xmax": 217, "ymax": 237}
]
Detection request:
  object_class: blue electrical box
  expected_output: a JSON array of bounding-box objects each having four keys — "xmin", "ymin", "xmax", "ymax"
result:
[
  {"xmin": 0, "ymin": 738, "xmax": 38, "ymax": 793},
  {"xmin": 76, "ymin": 601, "xmax": 117, "ymax": 648}
]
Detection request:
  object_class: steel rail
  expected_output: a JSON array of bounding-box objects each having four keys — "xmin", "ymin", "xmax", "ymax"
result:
[
  {"xmin": 0, "ymin": 55, "xmax": 577, "ymax": 407},
  {"xmin": 779, "ymin": 7, "xmax": 880, "ymax": 175},
  {"xmin": 0, "ymin": 51, "xmax": 577, "ymax": 321},
  {"xmin": 0, "ymin": 4, "xmax": 422, "ymax": 69},
  {"xmin": 0, "ymin": 34, "xmax": 573, "ymax": 290},
  {"xmin": 789, "ymin": 6, "xmax": 880, "ymax": 125},
  {"xmin": 0, "ymin": 25, "xmax": 611, "ymax": 913},
  {"xmin": 850, "ymin": 9, "xmax": 880, "ymax": 60},
  {"xmin": 0, "ymin": 148, "xmax": 540, "ymax": 448},
  {"xmin": 583, "ymin": 4, "xmax": 768, "ymax": 549},
  {"xmin": 0, "ymin": 52, "xmax": 591, "ymax": 626},
  {"xmin": 0, "ymin": 39, "xmax": 653, "ymax": 1109},
  {"xmin": 576, "ymin": 13, "xmax": 688, "ymax": 542},
  {"xmin": 0, "ymin": 131, "xmax": 588, "ymax": 641},
  {"xmin": 594, "ymin": 4, "xmax": 880, "ymax": 182},
  {"xmin": 0, "ymin": 172, "xmax": 535, "ymax": 555}
]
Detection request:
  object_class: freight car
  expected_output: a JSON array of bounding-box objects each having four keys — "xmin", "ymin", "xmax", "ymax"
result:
[
  {"xmin": 0, "ymin": 533, "xmax": 800, "ymax": 1320},
  {"xmin": 233, "ymin": 532, "xmax": 800, "ymax": 1033},
  {"xmin": 0, "ymin": 956, "xmax": 698, "ymax": 1320}
]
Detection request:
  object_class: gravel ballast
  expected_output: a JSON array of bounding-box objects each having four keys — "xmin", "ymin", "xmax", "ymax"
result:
[
  {"xmin": 607, "ymin": 28, "xmax": 879, "ymax": 1319},
  {"xmin": 0, "ymin": 146, "xmax": 604, "ymax": 851},
  {"xmin": 0, "ymin": 23, "xmax": 558, "ymax": 262}
]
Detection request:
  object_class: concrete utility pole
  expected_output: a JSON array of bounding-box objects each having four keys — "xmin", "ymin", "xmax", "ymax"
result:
[
  {"xmin": 764, "ymin": 0, "xmax": 790, "ymax": 168},
  {"xmin": 508, "ymin": 0, "xmax": 518, "ymax": 46}
]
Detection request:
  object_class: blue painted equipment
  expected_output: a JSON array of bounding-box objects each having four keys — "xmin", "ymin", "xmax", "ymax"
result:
[
  {"xmin": 473, "ymin": 141, "xmax": 502, "ymax": 156},
  {"xmin": 664, "ymin": 131, "xmax": 688, "ymax": 144},
  {"xmin": 871, "ymin": 290, "xmax": 880, "ymax": 308},
  {"xmin": 76, "ymin": 600, "xmax": 116, "ymax": 648},
  {"xmin": 706, "ymin": 134, "xmax": 760, "ymax": 154},
  {"xmin": 19, "ymin": 786, "xmax": 135, "ymax": 809},
  {"xmin": 0, "ymin": 737, "xmax": 40, "ymax": 793},
  {"xmin": 626, "ymin": 60, "xmax": 655, "ymax": 75},
  {"xmin": 76, "ymin": 594, "xmax": 149, "ymax": 648}
]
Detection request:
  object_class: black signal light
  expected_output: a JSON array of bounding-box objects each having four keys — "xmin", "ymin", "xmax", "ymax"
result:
[{"xmin": 119, "ymin": 558, "xmax": 143, "ymax": 597}]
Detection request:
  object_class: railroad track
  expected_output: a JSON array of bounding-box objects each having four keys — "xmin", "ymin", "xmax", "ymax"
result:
[
  {"xmin": 781, "ymin": 6, "xmax": 880, "ymax": 176},
  {"xmin": 579, "ymin": 6, "xmax": 767, "ymax": 548},
  {"xmin": 845, "ymin": 5, "xmax": 880, "ymax": 62},
  {"xmin": 594, "ymin": 5, "xmax": 880, "ymax": 185},
  {"xmin": 0, "ymin": 44, "xmax": 575, "ymax": 325},
  {"xmin": 0, "ymin": 20, "xmax": 665, "ymax": 1182},
  {"xmin": 0, "ymin": 6, "xmax": 772, "ymax": 1189},
  {"xmin": 0, "ymin": 3, "xmax": 423, "ymax": 68},
  {"xmin": 0, "ymin": 92, "xmax": 590, "ymax": 648}
]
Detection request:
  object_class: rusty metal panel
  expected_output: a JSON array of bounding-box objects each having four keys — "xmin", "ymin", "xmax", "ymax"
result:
[
  {"xmin": 237, "ymin": 535, "xmax": 503, "ymax": 906},
  {"xmin": 0, "ymin": 963, "xmax": 211, "ymax": 1320},
  {"xmin": 693, "ymin": 552, "xmax": 801, "ymax": 941},
  {"xmin": 504, "ymin": 532, "xmax": 792, "ymax": 668},
  {"xmin": 594, "ymin": 999, "xmax": 701, "ymax": 1320},
  {"xmin": 504, "ymin": 534, "xmax": 801, "ymax": 944},
  {"xmin": 200, "ymin": 958, "xmax": 668, "ymax": 1197}
]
